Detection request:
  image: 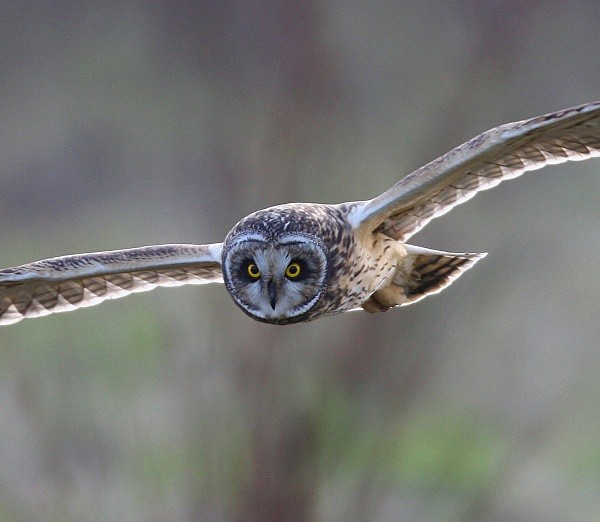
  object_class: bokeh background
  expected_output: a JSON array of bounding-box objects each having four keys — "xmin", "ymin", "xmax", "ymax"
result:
[{"xmin": 0, "ymin": 1, "xmax": 599, "ymax": 520}]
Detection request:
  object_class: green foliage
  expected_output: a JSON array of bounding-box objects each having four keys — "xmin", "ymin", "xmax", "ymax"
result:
[{"xmin": 384, "ymin": 410, "xmax": 508, "ymax": 494}]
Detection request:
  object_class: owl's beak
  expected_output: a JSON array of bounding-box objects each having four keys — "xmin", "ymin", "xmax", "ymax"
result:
[{"xmin": 267, "ymin": 279, "xmax": 278, "ymax": 310}]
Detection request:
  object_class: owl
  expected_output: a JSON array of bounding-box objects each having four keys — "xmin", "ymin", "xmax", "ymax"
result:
[{"xmin": 1, "ymin": 102, "xmax": 599, "ymax": 326}]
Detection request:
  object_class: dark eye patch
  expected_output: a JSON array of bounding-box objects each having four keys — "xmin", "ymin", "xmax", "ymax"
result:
[
  {"xmin": 239, "ymin": 258, "xmax": 260, "ymax": 283},
  {"xmin": 286, "ymin": 258, "xmax": 310, "ymax": 281}
]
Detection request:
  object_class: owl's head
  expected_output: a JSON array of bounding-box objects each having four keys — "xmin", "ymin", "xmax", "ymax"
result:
[{"xmin": 222, "ymin": 230, "xmax": 330, "ymax": 324}]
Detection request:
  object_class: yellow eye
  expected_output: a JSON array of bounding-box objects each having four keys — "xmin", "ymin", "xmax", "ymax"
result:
[
  {"xmin": 285, "ymin": 262, "xmax": 301, "ymax": 279},
  {"xmin": 247, "ymin": 263, "xmax": 261, "ymax": 279}
]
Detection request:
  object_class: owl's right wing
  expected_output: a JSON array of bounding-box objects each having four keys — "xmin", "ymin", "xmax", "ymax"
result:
[
  {"xmin": 0, "ymin": 243, "xmax": 223, "ymax": 325},
  {"xmin": 348, "ymin": 101, "xmax": 600, "ymax": 241}
]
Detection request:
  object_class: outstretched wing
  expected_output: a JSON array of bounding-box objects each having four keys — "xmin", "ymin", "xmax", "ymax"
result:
[
  {"xmin": 0, "ymin": 243, "xmax": 223, "ymax": 325},
  {"xmin": 351, "ymin": 101, "xmax": 600, "ymax": 241}
]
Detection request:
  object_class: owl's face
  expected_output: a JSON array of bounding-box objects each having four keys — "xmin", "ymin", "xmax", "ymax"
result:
[{"xmin": 222, "ymin": 232, "xmax": 330, "ymax": 324}]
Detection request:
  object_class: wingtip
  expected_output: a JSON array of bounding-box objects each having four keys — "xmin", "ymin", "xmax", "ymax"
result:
[{"xmin": 465, "ymin": 252, "xmax": 488, "ymax": 264}]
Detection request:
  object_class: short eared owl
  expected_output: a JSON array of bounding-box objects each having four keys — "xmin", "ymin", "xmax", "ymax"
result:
[{"xmin": 1, "ymin": 102, "xmax": 599, "ymax": 325}]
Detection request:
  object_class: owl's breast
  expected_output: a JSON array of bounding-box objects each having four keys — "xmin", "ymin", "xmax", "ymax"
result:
[{"xmin": 315, "ymin": 230, "xmax": 406, "ymax": 318}]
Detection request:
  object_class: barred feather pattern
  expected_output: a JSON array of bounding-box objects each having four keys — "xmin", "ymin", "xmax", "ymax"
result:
[
  {"xmin": 403, "ymin": 251, "xmax": 486, "ymax": 303},
  {"xmin": 359, "ymin": 102, "xmax": 600, "ymax": 242},
  {"xmin": 0, "ymin": 244, "xmax": 222, "ymax": 325}
]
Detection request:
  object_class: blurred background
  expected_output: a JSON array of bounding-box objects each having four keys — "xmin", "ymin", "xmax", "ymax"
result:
[{"xmin": 0, "ymin": 1, "xmax": 599, "ymax": 520}]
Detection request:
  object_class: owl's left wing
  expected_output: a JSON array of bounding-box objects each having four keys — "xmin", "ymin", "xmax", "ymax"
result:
[
  {"xmin": 350, "ymin": 101, "xmax": 600, "ymax": 241},
  {"xmin": 0, "ymin": 243, "xmax": 223, "ymax": 325}
]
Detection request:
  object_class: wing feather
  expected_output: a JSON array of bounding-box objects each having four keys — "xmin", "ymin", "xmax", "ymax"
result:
[
  {"xmin": 0, "ymin": 243, "xmax": 223, "ymax": 325},
  {"xmin": 352, "ymin": 101, "xmax": 600, "ymax": 241}
]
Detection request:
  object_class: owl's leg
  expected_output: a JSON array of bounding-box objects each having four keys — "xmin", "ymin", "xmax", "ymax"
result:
[{"xmin": 362, "ymin": 286, "xmax": 408, "ymax": 313}]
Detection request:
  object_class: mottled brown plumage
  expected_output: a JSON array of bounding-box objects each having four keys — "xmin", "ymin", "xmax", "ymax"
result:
[{"xmin": 1, "ymin": 102, "xmax": 599, "ymax": 325}]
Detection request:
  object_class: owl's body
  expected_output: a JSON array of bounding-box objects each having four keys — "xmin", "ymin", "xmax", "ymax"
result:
[
  {"xmin": 0, "ymin": 102, "xmax": 599, "ymax": 325},
  {"xmin": 222, "ymin": 202, "xmax": 481, "ymax": 324}
]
